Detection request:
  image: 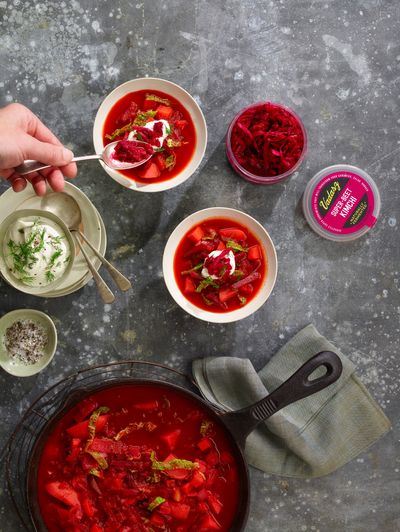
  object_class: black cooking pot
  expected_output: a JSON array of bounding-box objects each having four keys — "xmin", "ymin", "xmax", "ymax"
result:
[{"xmin": 27, "ymin": 351, "xmax": 342, "ymax": 531}]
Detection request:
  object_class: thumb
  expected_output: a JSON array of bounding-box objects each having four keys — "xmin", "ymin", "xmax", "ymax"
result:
[{"xmin": 21, "ymin": 134, "xmax": 74, "ymax": 166}]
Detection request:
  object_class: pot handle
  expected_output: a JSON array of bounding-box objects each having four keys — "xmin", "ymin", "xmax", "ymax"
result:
[{"xmin": 221, "ymin": 351, "xmax": 342, "ymax": 447}]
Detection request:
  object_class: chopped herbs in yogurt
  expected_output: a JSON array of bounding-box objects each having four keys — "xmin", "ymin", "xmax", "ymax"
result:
[{"xmin": 4, "ymin": 217, "xmax": 71, "ymax": 287}]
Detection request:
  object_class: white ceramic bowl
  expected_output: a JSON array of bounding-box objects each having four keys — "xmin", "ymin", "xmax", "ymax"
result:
[
  {"xmin": 0, "ymin": 209, "xmax": 75, "ymax": 296},
  {"xmin": 163, "ymin": 208, "xmax": 278, "ymax": 323},
  {"xmin": 0, "ymin": 309, "xmax": 57, "ymax": 377},
  {"xmin": 93, "ymin": 78, "xmax": 207, "ymax": 193}
]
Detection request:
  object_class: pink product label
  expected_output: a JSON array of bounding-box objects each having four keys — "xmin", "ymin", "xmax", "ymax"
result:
[{"xmin": 311, "ymin": 171, "xmax": 376, "ymax": 235}]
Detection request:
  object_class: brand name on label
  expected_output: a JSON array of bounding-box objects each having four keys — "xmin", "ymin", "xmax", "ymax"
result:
[{"xmin": 319, "ymin": 181, "xmax": 341, "ymax": 211}]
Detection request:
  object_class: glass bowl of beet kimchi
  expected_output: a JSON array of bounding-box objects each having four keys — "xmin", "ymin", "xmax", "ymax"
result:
[
  {"xmin": 226, "ymin": 101, "xmax": 307, "ymax": 185},
  {"xmin": 163, "ymin": 208, "xmax": 278, "ymax": 323},
  {"xmin": 93, "ymin": 78, "xmax": 207, "ymax": 192}
]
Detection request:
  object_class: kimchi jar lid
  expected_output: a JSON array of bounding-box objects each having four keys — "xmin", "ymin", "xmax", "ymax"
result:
[{"xmin": 302, "ymin": 164, "xmax": 381, "ymax": 242}]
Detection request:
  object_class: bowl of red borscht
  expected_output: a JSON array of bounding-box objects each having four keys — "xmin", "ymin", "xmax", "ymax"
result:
[
  {"xmin": 163, "ymin": 208, "xmax": 277, "ymax": 323},
  {"xmin": 93, "ymin": 78, "xmax": 207, "ymax": 192}
]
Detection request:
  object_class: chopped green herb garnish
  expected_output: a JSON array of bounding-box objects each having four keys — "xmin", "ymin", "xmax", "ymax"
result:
[
  {"xmin": 165, "ymin": 153, "xmax": 176, "ymax": 170},
  {"xmin": 232, "ymin": 270, "xmax": 244, "ymax": 279},
  {"xmin": 200, "ymin": 420, "xmax": 213, "ymax": 436},
  {"xmin": 165, "ymin": 125, "xmax": 171, "ymax": 135},
  {"xmin": 181, "ymin": 263, "xmax": 203, "ymax": 275},
  {"xmin": 201, "ymin": 294, "xmax": 213, "ymax": 306},
  {"xmin": 166, "ymin": 138, "xmax": 182, "ymax": 148},
  {"xmin": 86, "ymin": 450, "xmax": 108, "ymax": 470},
  {"xmin": 153, "ymin": 147, "xmax": 164, "ymax": 152},
  {"xmin": 49, "ymin": 249, "xmax": 62, "ymax": 267},
  {"xmin": 238, "ymin": 295, "xmax": 247, "ymax": 305},
  {"xmin": 50, "ymin": 235, "xmax": 64, "ymax": 246},
  {"xmin": 133, "ymin": 110, "xmax": 157, "ymax": 126},
  {"xmin": 7, "ymin": 221, "xmax": 46, "ymax": 278},
  {"xmin": 105, "ymin": 121, "xmax": 134, "ymax": 141},
  {"xmin": 148, "ymin": 496, "xmax": 166, "ymax": 512},
  {"xmin": 20, "ymin": 275, "xmax": 34, "ymax": 284},
  {"xmin": 145, "ymin": 93, "xmax": 171, "ymax": 105},
  {"xmin": 150, "ymin": 451, "xmax": 199, "ymax": 471},
  {"xmin": 195, "ymin": 276, "xmax": 219, "ymax": 293},
  {"xmin": 45, "ymin": 270, "xmax": 55, "ymax": 283},
  {"xmin": 87, "ymin": 406, "xmax": 110, "ymax": 445},
  {"xmin": 226, "ymin": 240, "xmax": 248, "ymax": 252}
]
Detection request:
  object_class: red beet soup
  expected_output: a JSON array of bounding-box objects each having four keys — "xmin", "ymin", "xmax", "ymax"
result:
[
  {"xmin": 36, "ymin": 384, "xmax": 240, "ymax": 531},
  {"xmin": 174, "ymin": 218, "xmax": 266, "ymax": 313},
  {"xmin": 103, "ymin": 90, "xmax": 196, "ymax": 184}
]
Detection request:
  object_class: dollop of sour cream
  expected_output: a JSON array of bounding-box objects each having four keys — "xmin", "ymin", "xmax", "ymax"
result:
[
  {"xmin": 201, "ymin": 250, "xmax": 236, "ymax": 279},
  {"xmin": 4, "ymin": 216, "xmax": 71, "ymax": 287},
  {"xmin": 128, "ymin": 119, "xmax": 170, "ymax": 147}
]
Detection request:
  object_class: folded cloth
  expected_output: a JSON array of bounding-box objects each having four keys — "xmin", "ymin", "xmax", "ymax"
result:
[{"xmin": 192, "ymin": 324, "xmax": 391, "ymax": 478}]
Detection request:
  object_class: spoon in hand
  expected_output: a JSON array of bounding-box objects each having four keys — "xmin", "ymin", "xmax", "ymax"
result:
[
  {"xmin": 15, "ymin": 140, "xmax": 153, "ymax": 176},
  {"xmin": 42, "ymin": 193, "xmax": 132, "ymax": 303}
]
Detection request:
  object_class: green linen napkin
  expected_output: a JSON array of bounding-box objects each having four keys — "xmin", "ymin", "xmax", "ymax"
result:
[{"xmin": 192, "ymin": 324, "xmax": 391, "ymax": 478}]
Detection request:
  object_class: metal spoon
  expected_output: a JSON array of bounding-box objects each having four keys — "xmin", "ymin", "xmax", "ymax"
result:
[
  {"xmin": 15, "ymin": 140, "xmax": 153, "ymax": 175},
  {"xmin": 42, "ymin": 193, "xmax": 132, "ymax": 303}
]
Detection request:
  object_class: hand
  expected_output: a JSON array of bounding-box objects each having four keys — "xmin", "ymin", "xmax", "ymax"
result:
[{"xmin": 0, "ymin": 103, "xmax": 77, "ymax": 196}]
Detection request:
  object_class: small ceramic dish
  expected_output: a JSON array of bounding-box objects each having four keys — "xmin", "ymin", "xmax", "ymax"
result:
[
  {"xmin": 93, "ymin": 78, "xmax": 207, "ymax": 193},
  {"xmin": 0, "ymin": 209, "xmax": 75, "ymax": 296},
  {"xmin": 226, "ymin": 101, "xmax": 307, "ymax": 185},
  {"xmin": 163, "ymin": 207, "xmax": 278, "ymax": 323},
  {"xmin": 0, "ymin": 309, "xmax": 57, "ymax": 377}
]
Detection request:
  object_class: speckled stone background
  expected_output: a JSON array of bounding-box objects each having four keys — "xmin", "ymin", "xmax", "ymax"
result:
[{"xmin": 0, "ymin": 0, "xmax": 399, "ymax": 530}]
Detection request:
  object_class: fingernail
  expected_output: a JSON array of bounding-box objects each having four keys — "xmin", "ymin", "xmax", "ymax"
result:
[{"xmin": 63, "ymin": 148, "xmax": 74, "ymax": 161}]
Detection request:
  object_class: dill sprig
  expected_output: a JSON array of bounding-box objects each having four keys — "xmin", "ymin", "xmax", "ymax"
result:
[
  {"xmin": 49, "ymin": 249, "xmax": 62, "ymax": 267},
  {"xmin": 7, "ymin": 223, "xmax": 45, "ymax": 274},
  {"xmin": 45, "ymin": 270, "xmax": 55, "ymax": 283},
  {"xmin": 7, "ymin": 220, "xmax": 63, "ymax": 284}
]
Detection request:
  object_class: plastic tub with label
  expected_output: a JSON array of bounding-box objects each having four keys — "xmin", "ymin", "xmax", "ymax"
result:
[{"xmin": 302, "ymin": 165, "xmax": 381, "ymax": 241}]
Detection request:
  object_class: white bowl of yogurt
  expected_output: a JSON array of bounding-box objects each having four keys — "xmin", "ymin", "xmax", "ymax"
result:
[{"xmin": 0, "ymin": 209, "xmax": 75, "ymax": 296}]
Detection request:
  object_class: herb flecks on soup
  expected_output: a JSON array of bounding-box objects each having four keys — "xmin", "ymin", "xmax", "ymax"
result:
[
  {"xmin": 174, "ymin": 218, "xmax": 266, "ymax": 312},
  {"xmin": 36, "ymin": 384, "xmax": 240, "ymax": 532},
  {"xmin": 103, "ymin": 90, "xmax": 196, "ymax": 184}
]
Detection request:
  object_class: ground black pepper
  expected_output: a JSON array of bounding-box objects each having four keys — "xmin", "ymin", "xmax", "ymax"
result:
[{"xmin": 4, "ymin": 319, "xmax": 48, "ymax": 365}]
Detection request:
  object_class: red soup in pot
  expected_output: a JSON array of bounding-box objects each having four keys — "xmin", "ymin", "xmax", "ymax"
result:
[
  {"xmin": 36, "ymin": 384, "xmax": 240, "ymax": 531},
  {"xmin": 102, "ymin": 90, "xmax": 196, "ymax": 184},
  {"xmin": 174, "ymin": 218, "xmax": 266, "ymax": 312}
]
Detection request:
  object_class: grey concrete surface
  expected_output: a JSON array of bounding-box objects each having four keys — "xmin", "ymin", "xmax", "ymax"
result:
[{"xmin": 0, "ymin": 0, "xmax": 399, "ymax": 531}]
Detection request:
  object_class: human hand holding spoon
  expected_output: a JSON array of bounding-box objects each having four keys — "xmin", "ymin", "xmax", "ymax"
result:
[{"xmin": 14, "ymin": 140, "xmax": 153, "ymax": 175}]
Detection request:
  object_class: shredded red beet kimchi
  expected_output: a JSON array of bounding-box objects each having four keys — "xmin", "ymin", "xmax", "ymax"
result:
[
  {"xmin": 230, "ymin": 102, "xmax": 305, "ymax": 177},
  {"xmin": 112, "ymin": 140, "xmax": 153, "ymax": 164}
]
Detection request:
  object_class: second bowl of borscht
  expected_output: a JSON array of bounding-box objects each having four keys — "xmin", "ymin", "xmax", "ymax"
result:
[
  {"xmin": 163, "ymin": 208, "xmax": 277, "ymax": 323},
  {"xmin": 93, "ymin": 78, "xmax": 207, "ymax": 192}
]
